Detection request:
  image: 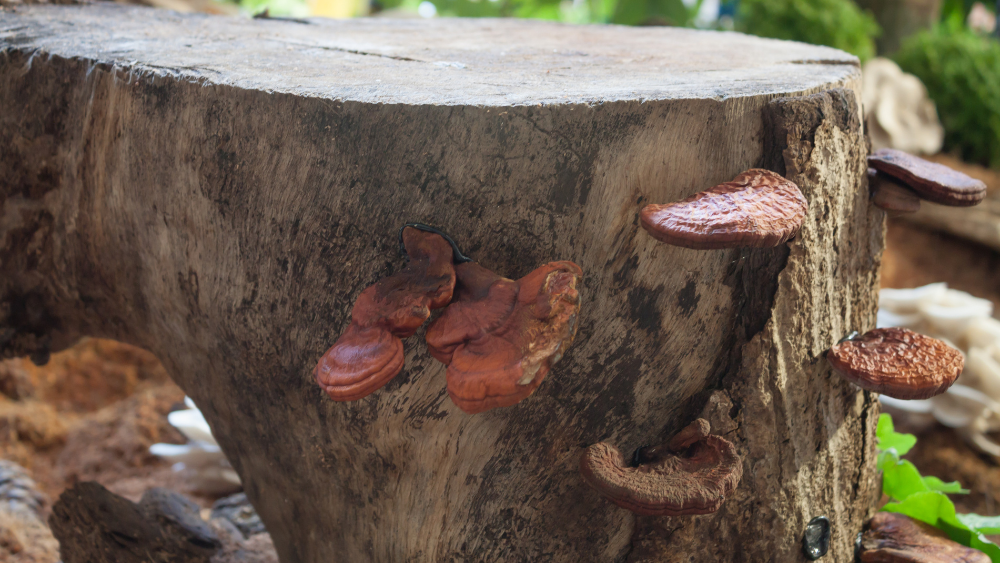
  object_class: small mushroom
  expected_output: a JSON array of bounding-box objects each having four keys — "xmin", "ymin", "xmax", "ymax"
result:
[
  {"xmin": 639, "ymin": 169, "xmax": 807, "ymax": 249},
  {"xmin": 869, "ymin": 168, "xmax": 922, "ymax": 214},
  {"xmin": 425, "ymin": 260, "xmax": 582, "ymax": 414},
  {"xmin": 859, "ymin": 512, "xmax": 990, "ymax": 563},
  {"xmin": 579, "ymin": 418, "xmax": 742, "ymax": 516},
  {"xmin": 868, "ymin": 148, "xmax": 987, "ymax": 207},
  {"xmin": 827, "ymin": 327, "xmax": 963, "ymax": 400},
  {"xmin": 314, "ymin": 227, "xmax": 457, "ymax": 401}
]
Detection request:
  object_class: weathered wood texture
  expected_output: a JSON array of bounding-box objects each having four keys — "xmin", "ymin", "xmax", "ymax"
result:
[{"xmin": 0, "ymin": 6, "xmax": 883, "ymax": 561}]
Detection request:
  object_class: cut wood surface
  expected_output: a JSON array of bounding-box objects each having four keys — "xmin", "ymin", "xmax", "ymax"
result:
[{"xmin": 1, "ymin": 6, "xmax": 881, "ymax": 561}]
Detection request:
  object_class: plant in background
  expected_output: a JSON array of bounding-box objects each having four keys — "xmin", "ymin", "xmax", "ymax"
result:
[
  {"xmin": 894, "ymin": 24, "xmax": 1000, "ymax": 169},
  {"xmin": 876, "ymin": 413, "xmax": 1000, "ymax": 561},
  {"xmin": 737, "ymin": 0, "xmax": 880, "ymax": 61}
]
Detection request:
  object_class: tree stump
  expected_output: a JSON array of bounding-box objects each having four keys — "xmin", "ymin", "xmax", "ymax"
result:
[{"xmin": 0, "ymin": 6, "xmax": 883, "ymax": 561}]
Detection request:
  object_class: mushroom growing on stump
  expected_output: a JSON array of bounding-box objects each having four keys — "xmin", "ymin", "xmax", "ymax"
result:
[
  {"xmin": 579, "ymin": 418, "xmax": 742, "ymax": 516},
  {"xmin": 827, "ymin": 327, "xmax": 964, "ymax": 400},
  {"xmin": 314, "ymin": 227, "xmax": 457, "ymax": 401},
  {"xmin": 425, "ymin": 260, "xmax": 582, "ymax": 414},
  {"xmin": 869, "ymin": 168, "xmax": 922, "ymax": 214},
  {"xmin": 858, "ymin": 512, "xmax": 990, "ymax": 563},
  {"xmin": 868, "ymin": 148, "xmax": 987, "ymax": 207},
  {"xmin": 639, "ymin": 169, "xmax": 808, "ymax": 249}
]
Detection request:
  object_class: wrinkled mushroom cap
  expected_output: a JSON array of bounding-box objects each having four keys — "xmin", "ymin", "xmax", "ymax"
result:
[
  {"xmin": 579, "ymin": 419, "xmax": 742, "ymax": 516},
  {"xmin": 860, "ymin": 512, "xmax": 990, "ymax": 563},
  {"xmin": 426, "ymin": 261, "xmax": 582, "ymax": 414},
  {"xmin": 640, "ymin": 169, "xmax": 807, "ymax": 249},
  {"xmin": 868, "ymin": 149, "xmax": 987, "ymax": 207},
  {"xmin": 827, "ymin": 327, "xmax": 963, "ymax": 400},
  {"xmin": 314, "ymin": 228, "xmax": 456, "ymax": 401}
]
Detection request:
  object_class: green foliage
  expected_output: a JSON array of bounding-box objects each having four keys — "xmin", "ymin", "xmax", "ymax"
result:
[
  {"xmin": 876, "ymin": 413, "xmax": 1000, "ymax": 561},
  {"xmin": 610, "ymin": 0, "xmax": 701, "ymax": 26},
  {"xmin": 894, "ymin": 25, "xmax": 1000, "ymax": 169},
  {"xmin": 737, "ymin": 0, "xmax": 880, "ymax": 61}
]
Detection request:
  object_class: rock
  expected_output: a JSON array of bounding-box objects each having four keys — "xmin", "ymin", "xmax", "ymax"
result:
[
  {"xmin": 208, "ymin": 518, "xmax": 278, "ymax": 563},
  {"xmin": 0, "ymin": 460, "xmax": 47, "ymax": 517},
  {"xmin": 49, "ymin": 482, "xmax": 220, "ymax": 563},
  {"xmin": 0, "ymin": 461, "xmax": 59, "ymax": 563},
  {"xmin": 210, "ymin": 493, "xmax": 265, "ymax": 539}
]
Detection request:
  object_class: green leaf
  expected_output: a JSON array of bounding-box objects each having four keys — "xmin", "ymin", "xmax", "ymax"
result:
[
  {"xmin": 883, "ymin": 493, "xmax": 1000, "ymax": 562},
  {"xmin": 923, "ymin": 476, "xmax": 970, "ymax": 495},
  {"xmin": 958, "ymin": 514, "xmax": 1000, "ymax": 535},
  {"xmin": 881, "ymin": 456, "xmax": 929, "ymax": 502},
  {"xmin": 876, "ymin": 413, "xmax": 917, "ymax": 456}
]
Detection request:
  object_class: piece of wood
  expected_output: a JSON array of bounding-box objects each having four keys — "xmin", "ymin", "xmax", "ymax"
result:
[
  {"xmin": 49, "ymin": 483, "xmax": 221, "ymax": 563},
  {"xmin": 0, "ymin": 6, "xmax": 881, "ymax": 561},
  {"xmin": 902, "ymin": 199, "xmax": 1000, "ymax": 252}
]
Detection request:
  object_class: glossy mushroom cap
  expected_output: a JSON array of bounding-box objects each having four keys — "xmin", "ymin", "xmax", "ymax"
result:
[
  {"xmin": 579, "ymin": 419, "xmax": 742, "ymax": 516},
  {"xmin": 639, "ymin": 169, "xmax": 807, "ymax": 249},
  {"xmin": 827, "ymin": 327, "xmax": 963, "ymax": 400},
  {"xmin": 859, "ymin": 512, "xmax": 990, "ymax": 563},
  {"xmin": 425, "ymin": 260, "xmax": 582, "ymax": 414},
  {"xmin": 314, "ymin": 228, "xmax": 457, "ymax": 401},
  {"xmin": 868, "ymin": 148, "xmax": 987, "ymax": 207},
  {"xmin": 869, "ymin": 168, "xmax": 922, "ymax": 214}
]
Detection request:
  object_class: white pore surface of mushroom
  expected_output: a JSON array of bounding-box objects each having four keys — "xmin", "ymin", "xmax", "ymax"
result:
[
  {"xmin": 149, "ymin": 397, "xmax": 242, "ymax": 495},
  {"xmin": 877, "ymin": 283, "xmax": 1000, "ymax": 456},
  {"xmin": 861, "ymin": 58, "xmax": 945, "ymax": 155}
]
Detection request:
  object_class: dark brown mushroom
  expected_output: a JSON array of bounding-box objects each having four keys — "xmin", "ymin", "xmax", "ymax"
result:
[
  {"xmin": 425, "ymin": 260, "xmax": 582, "ymax": 414},
  {"xmin": 579, "ymin": 419, "xmax": 742, "ymax": 516},
  {"xmin": 639, "ymin": 169, "xmax": 808, "ymax": 249},
  {"xmin": 869, "ymin": 167, "xmax": 922, "ymax": 214},
  {"xmin": 827, "ymin": 327, "xmax": 963, "ymax": 400},
  {"xmin": 859, "ymin": 512, "xmax": 990, "ymax": 563},
  {"xmin": 868, "ymin": 148, "xmax": 987, "ymax": 207},
  {"xmin": 314, "ymin": 227, "xmax": 456, "ymax": 401}
]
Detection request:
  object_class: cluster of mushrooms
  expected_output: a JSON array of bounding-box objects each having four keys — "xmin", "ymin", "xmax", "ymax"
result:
[
  {"xmin": 313, "ymin": 149, "xmax": 987, "ymax": 522},
  {"xmin": 313, "ymin": 224, "xmax": 583, "ymax": 414}
]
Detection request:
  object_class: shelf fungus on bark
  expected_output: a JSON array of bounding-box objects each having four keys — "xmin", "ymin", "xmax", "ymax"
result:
[
  {"xmin": 639, "ymin": 169, "xmax": 807, "ymax": 249},
  {"xmin": 868, "ymin": 148, "xmax": 987, "ymax": 207},
  {"xmin": 868, "ymin": 168, "xmax": 922, "ymax": 214},
  {"xmin": 425, "ymin": 260, "xmax": 582, "ymax": 414},
  {"xmin": 827, "ymin": 327, "xmax": 964, "ymax": 400},
  {"xmin": 314, "ymin": 227, "xmax": 457, "ymax": 401},
  {"xmin": 858, "ymin": 512, "xmax": 990, "ymax": 563},
  {"xmin": 579, "ymin": 418, "xmax": 742, "ymax": 516}
]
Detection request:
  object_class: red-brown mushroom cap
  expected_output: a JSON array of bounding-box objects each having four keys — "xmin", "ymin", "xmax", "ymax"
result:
[
  {"xmin": 314, "ymin": 228, "xmax": 457, "ymax": 401},
  {"xmin": 868, "ymin": 148, "xmax": 987, "ymax": 207},
  {"xmin": 579, "ymin": 419, "xmax": 742, "ymax": 516},
  {"xmin": 827, "ymin": 327, "xmax": 963, "ymax": 400},
  {"xmin": 869, "ymin": 168, "xmax": 922, "ymax": 214},
  {"xmin": 425, "ymin": 260, "xmax": 583, "ymax": 414},
  {"xmin": 639, "ymin": 169, "xmax": 807, "ymax": 249},
  {"xmin": 860, "ymin": 512, "xmax": 990, "ymax": 563}
]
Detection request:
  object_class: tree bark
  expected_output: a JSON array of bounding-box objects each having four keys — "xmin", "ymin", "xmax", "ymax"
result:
[{"xmin": 0, "ymin": 6, "xmax": 883, "ymax": 561}]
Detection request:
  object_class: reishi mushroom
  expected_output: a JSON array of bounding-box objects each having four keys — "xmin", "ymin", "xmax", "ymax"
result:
[
  {"xmin": 579, "ymin": 418, "xmax": 742, "ymax": 516},
  {"xmin": 639, "ymin": 169, "xmax": 808, "ymax": 249},
  {"xmin": 827, "ymin": 327, "xmax": 964, "ymax": 400},
  {"xmin": 314, "ymin": 227, "xmax": 457, "ymax": 401},
  {"xmin": 868, "ymin": 168, "xmax": 922, "ymax": 214},
  {"xmin": 868, "ymin": 148, "xmax": 987, "ymax": 207},
  {"xmin": 859, "ymin": 512, "xmax": 990, "ymax": 563},
  {"xmin": 425, "ymin": 260, "xmax": 583, "ymax": 414}
]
